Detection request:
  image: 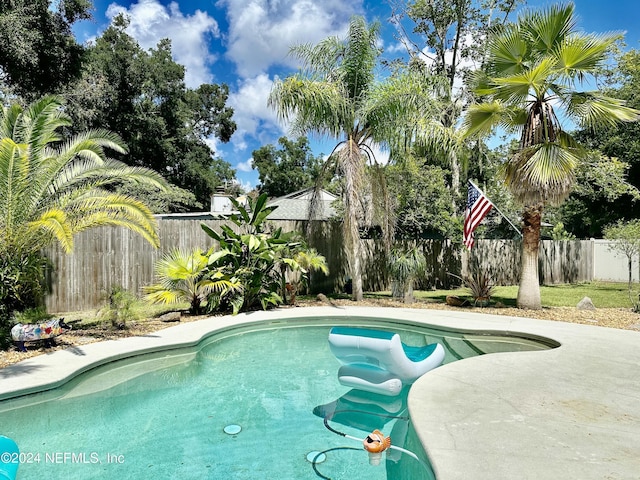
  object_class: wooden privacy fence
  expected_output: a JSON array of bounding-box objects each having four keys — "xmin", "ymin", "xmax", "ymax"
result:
[
  {"xmin": 461, "ymin": 239, "xmax": 594, "ymax": 286},
  {"xmin": 43, "ymin": 219, "xmax": 595, "ymax": 313},
  {"xmin": 44, "ymin": 219, "xmax": 334, "ymax": 313}
]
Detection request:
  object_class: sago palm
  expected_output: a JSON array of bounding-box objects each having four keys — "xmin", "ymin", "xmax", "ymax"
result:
[
  {"xmin": 463, "ymin": 3, "xmax": 638, "ymax": 309},
  {"xmin": 0, "ymin": 95, "xmax": 168, "ymax": 256},
  {"xmin": 269, "ymin": 15, "xmax": 447, "ymax": 301}
]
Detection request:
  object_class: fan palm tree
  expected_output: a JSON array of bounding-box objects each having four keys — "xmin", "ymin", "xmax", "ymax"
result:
[
  {"xmin": 463, "ymin": 3, "xmax": 639, "ymax": 309},
  {"xmin": 269, "ymin": 15, "xmax": 448, "ymax": 301},
  {"xmin": 0, "ymin": 95, "xmax": 168, "ymax": 256},
  {"xmin": 144, "ymin": 248, "xmax": 241, "ymax": 315}
]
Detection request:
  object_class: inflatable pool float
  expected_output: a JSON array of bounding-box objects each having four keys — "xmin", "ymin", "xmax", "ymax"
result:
[
  {"xmin": 0, "ymin": 435, "xmax": 19, "ymax": 480},
  {"xmin": 328, "ymin": 327, "xmax": 445, "ymax": 396}
]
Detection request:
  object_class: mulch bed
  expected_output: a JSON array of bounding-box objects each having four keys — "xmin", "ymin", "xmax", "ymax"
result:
[{"xmin": 1, "ymin": 298, "xmax": 638, "ymax": 370}]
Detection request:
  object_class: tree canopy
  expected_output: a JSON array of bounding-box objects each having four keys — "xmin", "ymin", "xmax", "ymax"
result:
[
  {"xmin": 252, "ymin": 137, "xmax": 323, "ymax": 198},
  {"xmin": 0, "ymin": 0, "xmax": 90, "ymax": 99},
  {"xmin": 64, "ymin": 16, "xmax": 237, "ymax": 210}
]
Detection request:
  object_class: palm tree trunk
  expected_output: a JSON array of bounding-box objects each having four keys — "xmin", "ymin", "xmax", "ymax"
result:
[
  {"xmin": 342, "ymin": 140, "xmax": 365, "ymax": 301},
  {"xmin": 517, "ymin": 203, "xmax": 543, "ymax": 309},
  {"xmin": 352, "ymin": 243, "xmax": 364, "ymax": 301}
]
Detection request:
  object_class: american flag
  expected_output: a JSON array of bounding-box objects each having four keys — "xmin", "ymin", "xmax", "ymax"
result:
[{"xmin": 463, "ymin": 181, "xmax": 493, "ymax": 249}]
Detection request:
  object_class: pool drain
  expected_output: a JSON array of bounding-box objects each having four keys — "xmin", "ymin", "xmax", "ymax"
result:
[
  {"xmin": 223, "ymin": 424, "xmax": 242, "ymax": 435},
  {"xmin": 306, "ymin": 451, "xmax": 326, "ymax": 463}
]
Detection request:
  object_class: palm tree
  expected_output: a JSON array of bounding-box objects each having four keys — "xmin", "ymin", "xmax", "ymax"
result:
[
  {"xmin": 144, "ymin": 248, "xmax": 240, "ymax": 315},
  {"xmin": 0, "ymin": 95, "xmax": 168, "ymax": 256},
  {"xmin": 463, "ymin": 3, "xmax": 639, "ymax": 309},
  {"xmin": 269, "ymin": 15, "xmax": 446, "ymax": 301},
  {"xmin": 293, "ymin": 247, "xmax": 330, "ymax": 295}
]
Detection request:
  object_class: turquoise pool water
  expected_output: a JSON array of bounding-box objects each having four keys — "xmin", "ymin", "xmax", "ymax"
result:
[{"xmin": 0, "ymin": 318, "xmax": 555, "ymax": 479}]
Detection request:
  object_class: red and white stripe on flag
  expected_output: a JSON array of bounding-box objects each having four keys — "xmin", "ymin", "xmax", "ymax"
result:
[{"xmin": 463, "ymin": 182, "xmax": 493, "ymax": 249}]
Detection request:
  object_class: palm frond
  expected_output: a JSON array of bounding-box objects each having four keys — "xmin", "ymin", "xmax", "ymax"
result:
[
  {"xmin": 341, "ymin": 16, "xmax": 380, "ymax": 100},
  {"xmin": 504, "ymin": 142, "xmax": 578, "ymax": 204},
  {"xmin": 462, "ymin": 101, "xmax": 509, "ymax": 138},
  {"xmin": 566, "ymin": 92, "xmax": 640, "ymax": 129},
  {"xmin": 269, "ymin": 75, "xmax": 350, "ymax": 138},
  {"xmin": 487, "ymin": 25, "xmax": 529, "ymax": 76},
  {"xmin": 289, "ymin": 36, "xmax": 344, "ymax": 79},
  {"xmin": 554, "ymin": 33, "xmax": 619, "ymax": 81},
  {"xmin": 66, "ymin": 193, "xmax": 159, "ymax": 247},
  {"xmin": 27, "ymin": 209, "xmax": 74, "ymax": 253},
  {"xmin": 521, "ymin": 3, "xmax": 576, "ymax": 55},
  {"xmin": 492, "ymin": 57, "xmax": 556, "ymax": 103}
]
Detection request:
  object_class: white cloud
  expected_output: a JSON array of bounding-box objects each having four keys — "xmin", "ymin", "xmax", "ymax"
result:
[
  {"xmin": 203, "ymin": 136, "xmax": 219, "ymax": 155},
  {"xmin": 218, "ymin": 0, "xmax": 363, "ymax": 78},
  {"xmin": 238, "ymin": 179, "xmax": 254, "ymax": 193},
  {"xmin": 227, "ymin": 73, "xmax": 283, "ymax": 151},
  {"xmin": 106, "ymin": 0, "xmax": 219, "ymax": 87},
  {"xmin": 236, "ymin": 158, "xmax": 254, "ymax": 172},
  {"xmin": 384, "ymin": 41, "xmax": 406, "ymax": 54}
]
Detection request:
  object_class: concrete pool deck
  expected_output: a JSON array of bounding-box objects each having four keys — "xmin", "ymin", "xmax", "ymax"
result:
[{"xmin": 1, "ymin": 306, "xmax": 639, "ymax": 479}]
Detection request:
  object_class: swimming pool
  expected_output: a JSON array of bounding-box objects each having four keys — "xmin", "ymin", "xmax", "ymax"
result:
[{"xmin": 0, "ymin": 317, "xmax": 556, "ymax": 479}]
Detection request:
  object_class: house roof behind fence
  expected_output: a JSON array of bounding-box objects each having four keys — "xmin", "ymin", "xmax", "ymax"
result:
[{"xmin": 266, "ymin": 188, "xmax": 337, "ymax": 221}]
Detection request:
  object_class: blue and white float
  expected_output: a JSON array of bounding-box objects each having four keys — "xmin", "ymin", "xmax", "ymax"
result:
[
  {"xmin": 0, "ymin": 435, "xmax": 19, "ymax": 480},
  {"xmin": 328, "ymin": 327, "xmax": 445, "ymax": 396}
]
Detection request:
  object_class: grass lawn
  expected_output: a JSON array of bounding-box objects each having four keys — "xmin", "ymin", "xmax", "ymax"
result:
[{"xmin": 369, "ymin": 281, "xmax": 637, "ymax": 309}]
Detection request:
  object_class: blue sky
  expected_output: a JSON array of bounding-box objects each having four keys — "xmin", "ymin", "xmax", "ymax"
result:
[{"xmin": 73, "ymin": 0, "xmax": 640, "ymax": 192}]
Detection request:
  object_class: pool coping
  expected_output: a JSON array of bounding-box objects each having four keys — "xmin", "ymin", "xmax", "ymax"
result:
[{"xmin": 1, "ymin": 306, "xmax": 639, "ymax": 479}]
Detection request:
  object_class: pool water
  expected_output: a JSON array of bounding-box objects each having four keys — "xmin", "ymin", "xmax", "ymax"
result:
[{"xmin": 0, "ymin": 320, "xmax": 554, "ymax": 479}]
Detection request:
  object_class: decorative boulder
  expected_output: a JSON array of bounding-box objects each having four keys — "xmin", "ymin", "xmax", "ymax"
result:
[
  {"xmin": 158, "ymin": 311, "xmax": 181, "ymax": 322},
  {"xmin": 577, "ymin": 296, "xmax": 596, "ymax": 311}
]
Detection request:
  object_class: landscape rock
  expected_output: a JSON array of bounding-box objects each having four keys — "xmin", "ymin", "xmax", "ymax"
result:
[
  {"xmin": 158, "ymin": 311, "xmax": 181, "ymax": 322},
  {"xmin": 576, "ymin": 297, "xmax": 596, "ymax": 311}
]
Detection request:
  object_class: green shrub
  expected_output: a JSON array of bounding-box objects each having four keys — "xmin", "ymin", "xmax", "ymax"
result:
[
  {"xmin": 388, "ymin": 247, "xmax": 426, "ymax": 304},
  {"xmin": 99, "ymin": 286, "xmax": 138, "ymax": 329},
  {"xmin": 448, "ymin": 266, "xmax": 496, "ymax": 307},
  {"xmin": 0, "ymin": 252, "xmax": 49, "ymax": 349},
  {"xmin": 201, "ymin": 193, "xmax": 300, "ymax": 314},
  {"xmin": 12, "ymin": 307, "xmax": 52, "ymax": 324}
]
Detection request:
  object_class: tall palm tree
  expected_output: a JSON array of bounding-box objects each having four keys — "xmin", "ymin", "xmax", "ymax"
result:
[
  {"xmin": 463, "ymin": 3, "xmax": 638, "ymax": 309},
  {"xmin": 269, "ymin": 15, "xmax": 447, "ymax": 301},
  {"xmin": 0, "ymin": 95, "xmax": 168, "ymax": 256}
]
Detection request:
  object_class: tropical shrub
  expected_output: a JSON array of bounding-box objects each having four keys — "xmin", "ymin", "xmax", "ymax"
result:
[
  {"xmin": 269, "ymin": 230, "xmax": 329, "ymax": 303},
  {"xmin": 449, "ymin": 267, "xmax": 495, "ymax": 307},
  {"xmin": 0, "ymin": 252, "xmax": 49, "ymax": 347},
  {"xmin": 293, "ymin": 247, "xmax": 329, "ymax": 296},
  {"xmin": 144, "ymin": 248, "xmax": 240, "ymax": 314},
  {"xmin": 0, "ymin": 95, "xmax": 168, "ymax": 345},
  {"xmin": 388, "ymin": 247, "xmax": 426, "ymax": 304},
  {"xmin": 99, "ymin": 286, "xmax": 138, "ymax": 329},
  {"xmin": 201, "ymin": 193, "xmax": 300, "ymax": 314}
]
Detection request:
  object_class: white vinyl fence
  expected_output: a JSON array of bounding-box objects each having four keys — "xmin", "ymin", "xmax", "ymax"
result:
[{"xmin": 593, "ymin": 239, "xmax": 640, "ymax": 282}]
